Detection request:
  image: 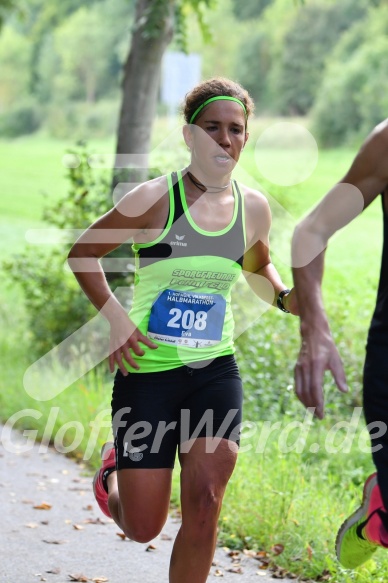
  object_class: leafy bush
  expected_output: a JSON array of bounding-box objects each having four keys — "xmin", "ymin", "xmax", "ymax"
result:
[
  {"xmin": 231, "ymin": 0, "xmax": 272, "ymax": 20},
  {"xmin": 311, "ymin": 7, "xmax": 388, "ymax": 145},
  {"xmin": 0, "ymin": 102, "xmax": 42, "ymax": 137},
  {"xmin": 271, "ymin": 0, "xmax": 367, "ymax": 116},
  {"xmin": 234, "ymin": 29, "xmax": 272, "ymax": 109},
  {"xmin": 2, "ymin": 143, "xmax": 132, "ymax": 357},
  {"xmin": 44, "ymin": 99, "xmax": 119, "ymax": 139},
  {"xmin": 3, "ymin": 249, "xmax": 98, "ymax": 356}
]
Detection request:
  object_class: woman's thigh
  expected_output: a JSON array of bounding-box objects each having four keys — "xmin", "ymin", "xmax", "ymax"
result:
[
  {"xmin": 178, "ymin": 437, "xmax": 238, "ymax": 523},
  {"xmin": 117, "ymin": 467, "xmax": 173, "ymax": 526}
]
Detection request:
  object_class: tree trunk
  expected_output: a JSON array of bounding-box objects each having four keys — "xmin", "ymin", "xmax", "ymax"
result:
[{"xmin": 113, "ymin": 0, "xmax": 175, "ymax": 193}]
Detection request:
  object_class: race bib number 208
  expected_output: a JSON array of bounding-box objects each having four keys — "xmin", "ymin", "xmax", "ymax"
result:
[{"xmin": 148, "ymin": 289, "xmax": 226, "ymax": 348}]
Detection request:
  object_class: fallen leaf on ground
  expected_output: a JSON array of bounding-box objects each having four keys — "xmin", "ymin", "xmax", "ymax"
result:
[
  {"xmin": 242, "ymin": 549, "xmax": 257, "ymax": 558},
  {"xmin": 271, "ymin": 544, "xmax": 284, "ymax": 556},
  {"xmin": 43, "ymin": 539, "xmax": 67, "ymax": 545},
  {"xmin": 227, "ymin": 550, "xmax": 240, "ymax": 558},
  {"xmin": 83, "ymin": 505, "xmax": 93, "ymax": 511},
  {"xmin": 34, "ymin": 502, "xmax": 52, "ymax": 510},
  {"xmin": 146, "ymin": 544, "xmax": 157, "ymax": 552},
  {"xmin": 226, "ymin": 566, "xmax": 243, "ymax": 574},
  {"xmin": 72, "ymin": 524, "xmax": 84, "ymax": 530},
  {"xmin": 116, "ymin": 532, "xmax": 126, "ymax": 540},
  {"xmin": 25, "ymin": 522, "xmax": 39, "ymax": 528},
  {"xmin": 83, "ymin": 517, "xmax": 106, "ymax": 525},
  {"xmin": 68, "ymin": 574, "xmax": 88, "ymax": 582},
  {"xmin": 271, "ymin": 566, "xmax": 295, "ymax": 579},
  {"xmin": 316, "ymin": 570, "xmax": 331, "ymax": 581},
  {"xmin": 160, "ymin": 533, "xmax": 172, "ymax": 541},
  {"xmin": 92, "ymin": 578, "xmax": 108, "ymax": 582},
  {"xmin": 46, "ymin": 568, "xmax": 60, "ymax": 574},
  {"xmin": 214, "ymin": 570, "xmax": 224, "ymax": 577}
]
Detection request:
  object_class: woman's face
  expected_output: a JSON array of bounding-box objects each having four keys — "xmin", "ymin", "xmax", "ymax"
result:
[{"xmin": 185, "ymin": 100, "xmax": 249, "ymax": 178}]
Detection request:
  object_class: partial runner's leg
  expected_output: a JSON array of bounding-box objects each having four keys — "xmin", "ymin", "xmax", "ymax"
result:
[
  {"xmin": 363, "ymin": 346, "xmax": 388, "ymax": 513},
  {"xmin": 169, "ymin": 437, "xmax": 238, "ymax": 583},
  {"xmin": 336, "ymin": 346, "xmax": 388, "ymax": 568},
  {"xmin": 107, "ymin": 467, "xmax": 172, "ymax": 542}
]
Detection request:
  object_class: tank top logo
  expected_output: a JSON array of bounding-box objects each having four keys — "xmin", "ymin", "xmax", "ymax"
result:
[{"xmin": 170, "ymin": 234, "xmax": 188, "ymax": 247}]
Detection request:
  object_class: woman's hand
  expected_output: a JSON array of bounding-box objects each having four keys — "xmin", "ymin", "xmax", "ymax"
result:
[
  {"xmin": 109, "ymin": 316, "xmax": 158, "ymax": 375},
  {"xmin": 283, "ymin": 287, "xmax": 299, "ymax": 316}
]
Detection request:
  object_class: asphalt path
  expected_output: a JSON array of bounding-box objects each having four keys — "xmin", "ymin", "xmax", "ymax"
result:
[{"xmin": 0, "ymin": 426, "xmax": 298, "ymax": 583}]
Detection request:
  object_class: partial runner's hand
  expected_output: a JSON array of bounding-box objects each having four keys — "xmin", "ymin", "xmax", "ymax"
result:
[
  {"xmin": 294, "ymin": 324, "xmax": 348, "ymax": 419},
  {"xmin": 109, "ymin": 317, "xmax": 158, "ymax": 375}
]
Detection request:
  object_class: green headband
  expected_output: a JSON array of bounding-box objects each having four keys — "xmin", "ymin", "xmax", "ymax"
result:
[{"xmin": 189, "ymin": 96, "xmax": 247, "ymax": 124}]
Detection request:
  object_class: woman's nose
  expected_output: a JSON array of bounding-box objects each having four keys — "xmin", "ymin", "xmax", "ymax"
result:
[{"xmin": 218, "ymin": 128, "xmax": 231, "ymax": 146}]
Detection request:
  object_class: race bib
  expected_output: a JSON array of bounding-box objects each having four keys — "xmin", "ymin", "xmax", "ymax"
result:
[{"xmin": 148, "ymin": 289, "xmax": 226, "ymax": 348}]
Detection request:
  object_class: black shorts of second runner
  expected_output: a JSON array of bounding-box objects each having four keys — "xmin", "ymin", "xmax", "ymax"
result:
[{"xmin": 111, "ymin": 354, "xmax": 243, "ymax": 469}]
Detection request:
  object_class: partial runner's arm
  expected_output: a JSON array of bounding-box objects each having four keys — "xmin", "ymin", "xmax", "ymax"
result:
[
  {"xmin": 68, "ymin": 177, "xmax": 168, "ymax": 373},
  {"xmin": 242, "ymin": 187, "xmax": 298, "ymax": 315},
  {"xmin": 292, "ymin": 120, "xmax": 388, "ymax": 418}
]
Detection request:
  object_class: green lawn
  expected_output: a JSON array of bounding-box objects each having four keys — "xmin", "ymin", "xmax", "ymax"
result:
[{"xmin": 1, "ymin": 129, "xmax": 386, "ymax": 582}]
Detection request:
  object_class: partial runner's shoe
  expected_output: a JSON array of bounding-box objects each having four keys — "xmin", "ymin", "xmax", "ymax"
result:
[
  {"xmin": 93, "ymin": 442, "xmax": 116, "ymax": 518},
  {"xmin": 336, "ymin": 473, "xmax": 388, "ymax": 568}
]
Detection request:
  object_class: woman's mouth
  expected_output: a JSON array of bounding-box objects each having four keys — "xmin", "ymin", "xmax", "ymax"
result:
[{"xmin": 214, "ymin": 154, "xmax": 231, "ymax": 164}]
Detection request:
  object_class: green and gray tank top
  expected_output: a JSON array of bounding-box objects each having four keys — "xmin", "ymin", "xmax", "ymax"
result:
[{"xmin": 127, "ymin": 169, "xmax": 246, "ymax": 373}]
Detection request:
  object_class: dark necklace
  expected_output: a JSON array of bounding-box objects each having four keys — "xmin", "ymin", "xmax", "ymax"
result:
[{"xmin": 187, "ymin": 171, "xmax": 231, "ymax": 193}]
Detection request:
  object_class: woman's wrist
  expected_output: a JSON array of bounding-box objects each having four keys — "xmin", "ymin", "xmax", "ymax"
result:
[{"xmin": 277, "ymin": 289, "xmax": 291, "ymax": 313}]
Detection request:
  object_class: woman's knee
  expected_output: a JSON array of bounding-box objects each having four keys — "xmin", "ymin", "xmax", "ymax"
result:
[
  {"xmin": 184, "ymin": 480, "xmax": 225, "ymax": 524},
  {"xmin": 120, "ymin": 514, "xmax": 166, "ymax": 543}
]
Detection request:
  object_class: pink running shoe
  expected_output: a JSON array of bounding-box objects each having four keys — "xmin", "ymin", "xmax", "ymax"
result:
[
  {"xmin": 336, "ymin": 472, "xmax": 388, "ymax": 568},
  {"xmin": 93, "ymin": 442, "xmax": 116, "ymax": 518}
]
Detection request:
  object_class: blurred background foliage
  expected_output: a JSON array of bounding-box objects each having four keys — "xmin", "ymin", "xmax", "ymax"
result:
[
  {"xmin": 1, "ymin": 0, "xmax": 385, "ymax": 387},
  {"xmin": 0, "ymin": 0, "xmax": 387, "ymax": 145}
]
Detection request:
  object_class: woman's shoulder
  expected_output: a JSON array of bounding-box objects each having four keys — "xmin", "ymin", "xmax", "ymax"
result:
[
  {"xmin": 235, "ymin": 181, "xmax": 270, "ymax": 213},
  {"xmin": 116, "ymin": 174, "xmax": 171, "ymax": 218}
]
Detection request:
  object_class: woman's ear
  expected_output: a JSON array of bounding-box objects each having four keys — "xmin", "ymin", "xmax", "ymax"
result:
[
  {"xmin": 243, "ymin": 131, "xmax": 250, "ymax": 148},
  {"xmin": 182, "ymin": 124, "xmax": 194, "ymax": 151}
]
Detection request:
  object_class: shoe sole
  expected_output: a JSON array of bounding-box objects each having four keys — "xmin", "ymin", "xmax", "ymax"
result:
[
  {"xmin": 335, "ymin": 473, "xmax": 378, "ymax": 561},
  {"xmin": 92, "ymin": 441, "xmax": 114, "ymax": 494},
  {"xmin": 92, "ymin": 442, "xmax": 115, "ymax": 518},
  {"xmin": 101, "ymin": 441, "xmax": 114, "ymax": 461}
]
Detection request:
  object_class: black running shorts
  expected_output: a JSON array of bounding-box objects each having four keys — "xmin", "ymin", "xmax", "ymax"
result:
[{"xmin": 111, "ymin": 355, "xmax": 243, "ymax": 470}]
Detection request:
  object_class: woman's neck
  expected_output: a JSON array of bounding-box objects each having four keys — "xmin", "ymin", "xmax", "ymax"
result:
[{"xmin": 185, "ymin": 165, "xmax": 232, "ymax": 194}]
